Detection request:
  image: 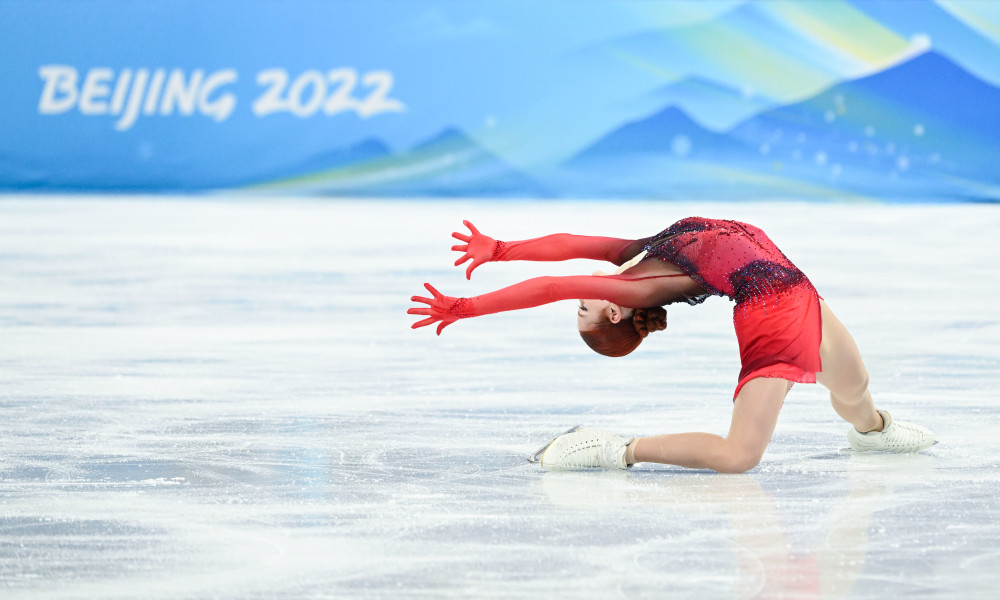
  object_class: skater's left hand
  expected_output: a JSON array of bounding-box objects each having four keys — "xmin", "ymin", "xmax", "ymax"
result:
[
  {"xmin": 451, "ymin": 220, "xmax": 497, "ymax": 280},
  {"xmin": 408, "ymin": 283, "xmax": 466, "ymax": 335}
]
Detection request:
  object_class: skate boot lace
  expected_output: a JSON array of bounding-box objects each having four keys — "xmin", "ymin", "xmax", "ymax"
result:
[
  {"xmin": 879, "ymin": 421, "xmax": 931, "ymax": 451},
  {"xmin": 562, "ymin": 435, "xmax": 618, "ymax": 469}
]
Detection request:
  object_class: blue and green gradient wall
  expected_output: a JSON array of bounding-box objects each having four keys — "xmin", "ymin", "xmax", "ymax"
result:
[{"xmin": 2, "ymin": 0, "xmax": 999, "ymax": 201}]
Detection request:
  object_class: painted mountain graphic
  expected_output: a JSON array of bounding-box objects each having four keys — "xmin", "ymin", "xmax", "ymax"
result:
[
  {"xmin": 647, "ymin": 76, "xmax": 773, "ymax": 132},
  {"xmin": 733, "ymin": 51, "xmax": 1000, "ymax": 149},
  {"xmin": 568, "ymin": 0, "xmax": 904, "ymax": 129},
  {"xmin": 300, "ymin": 138, "xmax": 393, "ymax": 172},
  {"xmin": 255, "ymin": 127, "xmax": 548, "ymax": 197},
  {"xmin": 851, "ymin": 0, "xmax": 1000, "ymax": 89},
  {"xmin": 366, "ymin": 127, "xmax": 549, "ymax": 197},
  {"xmin": 568, "ymin": 106, "xmax": 753, "ymax": 164},
  {"xmin": 556, "ymin": 51, "xmax": 1000, "ymax": 200},
  {"xmin": 255, "ymin": 138, "xmax": 394, "ymax": 183},
  {"xmin": 557, "ymin": 106, "xmax": 789, "ymax": 201},
  {"xmin": 728, "ymin": 50, "xmax": 1000, "ymax": 190}
]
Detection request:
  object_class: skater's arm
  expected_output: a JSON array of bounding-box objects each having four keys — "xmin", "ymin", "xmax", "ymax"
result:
[
  {"xmin": 451, "ymin": 220, "xmax": 649, "ymax": 279},
  {"xmin": 493, "ymin": 234, "xmax": 648, "ymax": 266},
  {"xmin": 408, "ymin": 274, "xmax": 682, "ymax": 335}
]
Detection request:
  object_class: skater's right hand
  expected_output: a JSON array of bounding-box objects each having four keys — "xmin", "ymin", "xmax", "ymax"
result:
[
  {"xmin": 408, "ymin": 283, "xmax": 468, "ymax": 335},
  {"xmin": 451, "ymin": 220, "xmax": 498, "ymax": 280}
]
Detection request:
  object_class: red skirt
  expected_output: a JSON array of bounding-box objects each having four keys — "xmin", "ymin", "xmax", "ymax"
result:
[{"xmin": 732, "ymin": 284, "xmax": 823, "ymax": 399}]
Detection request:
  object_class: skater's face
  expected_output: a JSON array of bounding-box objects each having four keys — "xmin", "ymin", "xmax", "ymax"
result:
[
  {"xmin": 577, "ymin": 298, "xmax": 606, "ymax": 331},
  {"xmin": 577, "ymin": 299, "xmax": 628, "ymax": 332}
]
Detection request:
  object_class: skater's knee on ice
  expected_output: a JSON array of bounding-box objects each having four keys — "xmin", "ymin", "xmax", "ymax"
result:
[{"xmin": 717, "ymin": 447, "xmax": 763, "ymax": 474}]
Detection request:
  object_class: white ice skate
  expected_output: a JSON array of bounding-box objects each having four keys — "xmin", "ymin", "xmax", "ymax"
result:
[
  {"xmin": 533, "ymin": 428, "xmax": 633, "ymax": 471},
  {"xmin": 847, "ymin": 410, "xmax": 935, "ymax": 453}
]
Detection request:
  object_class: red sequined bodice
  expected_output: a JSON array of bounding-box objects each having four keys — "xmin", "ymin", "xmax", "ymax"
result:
[{"xmin": 643, "ymin": 217, "xmax": 813, "ymax": 304}]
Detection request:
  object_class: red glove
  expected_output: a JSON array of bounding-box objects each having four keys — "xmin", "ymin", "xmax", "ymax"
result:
[
  {"xmin": 450, "ymin": 220, "xmax": 643, "ymax": 280},
  {"xmin": 451, "ymin": 221, "xmax": 499, "ymax": 280},
  {"xmin": 408, "ymin": 283, "xmax": 468, "ymax": 335}
]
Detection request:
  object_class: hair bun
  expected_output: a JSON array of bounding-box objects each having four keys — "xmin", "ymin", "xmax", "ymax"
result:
[{"xmin": 632, "ymin": 306, "xmax": 667, "ymax": 338}]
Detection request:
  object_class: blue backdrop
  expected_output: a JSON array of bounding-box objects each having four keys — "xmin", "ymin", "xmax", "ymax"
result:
[{"xmin": 2, "ymin": 0, "xmax": 999, "ymax": 200}]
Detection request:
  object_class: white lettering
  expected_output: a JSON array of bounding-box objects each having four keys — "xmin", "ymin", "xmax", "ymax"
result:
[
  {"xmin": 115, "ymin": 69, "xmax": 149, "ymax": 131},
  {"xmin": 252, "ymin": 69, "xmax": 288, "ymax": 117},
  {"xmin": 37, "ymin": 65, "xmax": 78, "ymax": 114},
  {"xmin": 357, "ymin": 71, "xmax": 405, "ymax": 118},
  {"xmin": 143, "ymin": 69, "xmax": 167, "ymax": 115},
  {"xmin": 160, "ymin": 69, "xmax": 202, "ymax": 116},
  {"xmin": 256, "ymin": 68, "xmax": 405, "ymax": 119},
  {"xmin": 79, "ymin": 68, "xmax": 113, "ymax": 115},
  {"xmin": 37, "ymin": 65, "xmax": 403, "ymax": 128},
  {"xmin": 40, "ymin": 66, "xmax": 238, "ymax": 128},
  {"xmin": 110, "ymin": 69, "xmax": 132, "ymax": 115},
  {"xmin": 199, "ymin": 69, "xmax": 237, "ymax": 122},
  {"xmin": 288, "ymin": 70, "xmax": 325, "ymax": 117},
  {"xmin": 323, "ymin": 68, "xmax": 359, "ymax": 116}
]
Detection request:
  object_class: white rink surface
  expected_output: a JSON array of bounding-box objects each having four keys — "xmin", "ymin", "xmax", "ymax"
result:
[{"xmin": 1, "ymin": 196, "xmax": 998, "ymax": 599}]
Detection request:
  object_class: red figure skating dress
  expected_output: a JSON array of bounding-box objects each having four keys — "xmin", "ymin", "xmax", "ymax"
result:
[{"xmin": 643, "ymin": 217, "xmax": 823, "ymax": 397}]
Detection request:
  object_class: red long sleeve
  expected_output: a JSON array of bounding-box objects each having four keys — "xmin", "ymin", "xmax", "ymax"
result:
[
  {"xmin": 495, "ymin": 234, "xmax": 644, "ymax": 266},
  {"xmin": 450, "ymin": 273, "xmax": 690, "ymax": 319}
]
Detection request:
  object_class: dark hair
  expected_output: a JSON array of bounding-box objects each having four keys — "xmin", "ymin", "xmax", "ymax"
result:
[{"xmin": 579, "ymin": 306, "xmax": 667, "ymax": 357}]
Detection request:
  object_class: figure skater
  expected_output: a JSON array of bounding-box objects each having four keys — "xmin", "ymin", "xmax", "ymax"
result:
[{"xmin": 408, "ymin": 217, "xmax": 935, "ymax": 473}]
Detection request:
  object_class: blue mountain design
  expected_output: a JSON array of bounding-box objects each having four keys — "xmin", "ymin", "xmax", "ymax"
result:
[
  {"xmin": 256, "ymin": 127, "xmax": 549, "ymax": 197},
  {"xmin": 850, "ymin": 0, "xmax": 1000, "ymax": 88},
  {"xmin": 370, "ymin": 127, "xmax": 550, "ymax": 197},
  {"xmin": 556, "ymin": 51, "xmax": 1000, "ymax": 200},
  {"xmin": 256, "ymin": 138, "xmax": 394, "ymax": 183},
  {"xmin": 729, "ymin": 51, "xmax": 1000, "ymax": 190},
  {"xmin": 734, "ymin": 51, "xmax": 1000, "ymax": 144},
  {"xmin": 647, "ymin": 76, "xmax": 773, "ymax": 132},
  {"xmin": 843, "ymin": 51, "xmax": 1000, "ymax": 141},
  {"xmin": 568, "ymin": 106, "xmax": 753, "ymax": 164}
]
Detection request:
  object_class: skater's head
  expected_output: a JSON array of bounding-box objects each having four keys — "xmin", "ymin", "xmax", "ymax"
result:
[{"xmin": 577, "ymin": 301, "xmax": 666, "ymax": 357}]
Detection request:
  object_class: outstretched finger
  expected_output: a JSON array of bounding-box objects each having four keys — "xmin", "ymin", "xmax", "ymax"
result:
[
  {"xmin": 411, "ymin": 316, "xmax": 439, "ymax": 329},
  {"xmin": 436, "ymin": 320, "xmax": 453, "ymax": 335},
  {"xmin": 423, "ymin": 282, "xmax": 444, "ymax": 300},
  {"xmin": 465, "ymin": 260, "xmax": 480, "ymax": 280},
  {"xmin": 451, "ymin": 243, "xmax": 469, "ymax": 252},
  {"xmin": 454, "ymin": 254, "xmax": 471, "ymax": 267},
  {"xmin": 410, "ymin": 295, "xmax": 433, "ymax": 305},
  {"xmin": 462, "ymin": 220, "xmax": 480, "ymax": 236},
  {"xmin": 452, "ymin": 231, "xmax": 470, "ymax": 243},
  {"xmin": 407, "ymin": 307, "xmax": 434, "ymax": 316}
]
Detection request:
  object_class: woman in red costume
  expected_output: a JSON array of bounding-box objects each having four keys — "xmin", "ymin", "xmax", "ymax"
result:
[{"xmin": 409, "ymin": 217, "xmax": 935, "ymax": 473}]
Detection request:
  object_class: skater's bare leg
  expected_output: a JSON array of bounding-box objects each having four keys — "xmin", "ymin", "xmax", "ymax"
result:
[
  {"xmin": 817, "ymin": 300, "xmax": 883, "ymax": 433},
  {"xmin": 629, "ymin": 377, "xmax": 789, "ymax": 473}
]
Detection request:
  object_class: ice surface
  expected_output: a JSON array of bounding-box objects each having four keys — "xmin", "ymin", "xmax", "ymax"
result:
[{"xmin": 1, "ymin": 196, "xmax": 998, "ymax": 599}]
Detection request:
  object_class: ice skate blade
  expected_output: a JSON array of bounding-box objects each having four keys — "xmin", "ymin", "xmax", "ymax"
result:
[{"xmin": 528, "ymin": 426, "xmax": 581, "ymax": 463}]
